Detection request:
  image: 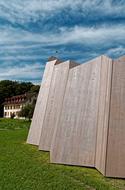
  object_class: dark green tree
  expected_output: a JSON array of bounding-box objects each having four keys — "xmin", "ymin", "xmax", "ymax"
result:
[
  {"xmin": 19, "ymin": 103, "xmax": 35, "ymax": 121},
  {"xmin": 29, "ymin": 85, "xmax": 40, "ymax": 94},
  {"xmin": 0, "ymin": 80, "xmax": 40, "ymax": 117}
]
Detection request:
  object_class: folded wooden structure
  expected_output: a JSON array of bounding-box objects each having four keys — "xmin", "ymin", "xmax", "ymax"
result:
[{"xmin": 27, "ymin": 55, "xmax": 125, "ymax": 178}]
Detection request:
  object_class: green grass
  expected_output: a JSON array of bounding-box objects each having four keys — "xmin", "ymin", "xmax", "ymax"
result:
[
  {"xmin": 0, "ymin": 118, "xmax": 30, "ymax": 130},
  {"xmin": 0, "ymin": 119, "xmax": 125, "ymax": 190}
]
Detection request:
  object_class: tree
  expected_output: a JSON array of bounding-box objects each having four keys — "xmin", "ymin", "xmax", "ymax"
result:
[
  {"xmin": 0, "ymin": 80, "xmax": 40, "ymax": 117},
  {"xmin": 19, "ymin": 104, "xmax": 35, "ymax": 121},
  {"xmin": 29, "ymin": 85, "xmax": 40, "ymax": 94},
  {"xmin": 10, "ymin": 113, "xmax": 15, "ymax": 119}
]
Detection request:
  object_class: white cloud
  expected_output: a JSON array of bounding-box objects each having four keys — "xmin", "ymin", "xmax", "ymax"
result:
[
  {"xmin": 106, "ymin": 46, "xmax": 125, "ymax": 57},
  {"xmin": 0, "ymin": 24, "xmax": 125, "ymax": 47},
  {"xmin": 0, "ymin": 55, "xmax": 45, "ymax": 61},
  {"xmin": 0, "ymin": 0, "xmax": 125, "ymax": 83},
  {"xmin": 0, "ymin": 1, "xmax": 124, "ymax": 52},
  {"xmin": 0, "ymin": 63, "xmax": 44, "ymax": 84},
  {"xmin": 0, "ymin": 0, "xmax": 125, "ymax": 24},
  {"xmin": 0, "ymin": 43, "xmax": 43, "ymax": 50}
]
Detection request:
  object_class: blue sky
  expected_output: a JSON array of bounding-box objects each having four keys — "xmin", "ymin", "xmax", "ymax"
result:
[{"xmin": 0, "ymin": 0, "xmax": 125, "ymax": 84}]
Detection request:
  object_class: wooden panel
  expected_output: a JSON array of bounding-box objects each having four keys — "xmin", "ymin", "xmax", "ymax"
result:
[
  {"xmin": 27, "ymin": 59, "xmax": 58, "ymax": 145},
  {"xmin": 95, "ymin": 56, "xmax": 112, "ymax": 175},
  {"xmin": 39, "ymin": 61, "xmax": 78, "ymax": 151},
  {"xmin": 50, "ymin": 57, "xmax": 102, "ymax": 167},
  {"xmin": 105, "ymin": 57, "xmax": 125, "ymax": 178}
]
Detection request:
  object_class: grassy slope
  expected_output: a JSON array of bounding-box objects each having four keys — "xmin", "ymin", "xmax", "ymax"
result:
[{"xmin": 0, "ymin": 119, "xmax": 125, "ymax": 190}]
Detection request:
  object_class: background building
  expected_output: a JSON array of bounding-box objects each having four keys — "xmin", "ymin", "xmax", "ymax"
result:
[{"xmin": 3, "ymin": 93, "xmax": 37, "ymax": 119}]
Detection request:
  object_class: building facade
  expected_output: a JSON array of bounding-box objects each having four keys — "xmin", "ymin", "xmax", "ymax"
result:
[{"xmin": 3, "ymin": 93, "xmax": 37, "ymax": 119}]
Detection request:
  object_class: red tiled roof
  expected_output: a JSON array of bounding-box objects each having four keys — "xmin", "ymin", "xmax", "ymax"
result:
[{"xmin": 3, "ymin": 94, "xmax": 27, "ymax": 105}]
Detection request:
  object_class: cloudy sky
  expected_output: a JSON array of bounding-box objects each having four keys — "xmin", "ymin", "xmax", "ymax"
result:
[{"xmin": 0, "ymin": 0, "xmax": 125, "ymax": 84}]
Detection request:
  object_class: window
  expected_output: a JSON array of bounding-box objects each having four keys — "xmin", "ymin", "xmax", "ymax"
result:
[{"xmin": 16, "ymin": 105, "xmax": 20, "ymax": 109}]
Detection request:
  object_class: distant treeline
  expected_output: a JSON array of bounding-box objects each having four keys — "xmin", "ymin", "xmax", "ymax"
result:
[{"xmin": 0, "ymin": 80, "xmax": 40, "ymax": 117}]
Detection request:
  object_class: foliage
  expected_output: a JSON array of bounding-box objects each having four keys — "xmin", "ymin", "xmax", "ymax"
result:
[
  {"xmin": 0, "ymin": 119, "xmax": 125, "ymax": 190},
  {"xmin": 19, "ymin": 104, "xmax": 35, "ymax": 120},
  {"xmin": 30, "ymin": 85, "xmax": 40, "ymax": 94},
  {"xmin": 10, "ymin": 113, "xmax": 15, "ymax": 119},
  {"xmin": 0, "ymin": 80, "xmax": 40, "ymax": 116}
]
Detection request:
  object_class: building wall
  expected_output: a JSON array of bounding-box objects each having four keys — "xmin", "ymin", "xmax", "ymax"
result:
[
  {"xmin": 39, "ymin": 60, "xmax": 78, "ymax": 151},
  {"xmin": 4, "ymin": 104, "xmax": 23, "ymax": 118},
  {"xmin": 50, "ymin": 56, "xmax": 102, "ymax": 166},
  {"xmin": 27, "ymin": 59, "xmax": 61, "ymax": 146},
  {"xmin": 105, "ymin": 57, "xmax": 125, "ymax": 178},
  {"xmin": 95, "ymin": 56, "xmax": 113, "ymax": 175},
  {"xmin": 27, "ymin": 55, "xmax": 125, "ymax": 178}
]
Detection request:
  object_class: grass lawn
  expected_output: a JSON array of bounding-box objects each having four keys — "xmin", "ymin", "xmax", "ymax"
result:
[{"xmin": 0, "ymin": 119, "xmax": 125, "ymax": 190}]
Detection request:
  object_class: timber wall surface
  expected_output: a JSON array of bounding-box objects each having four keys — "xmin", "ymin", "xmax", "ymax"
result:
[
  {"xmin": 95, "ymin": 56, "xmax": 113, "ymax": 175},
  {"xmin": 39, "ymin": 61, "xmax": 78, "ymax": 151},
  {"xmin": 27, "ymin": 59, "xmax": 61, "ymax": 145},
  {"xmin": 27, "ymin": 55, "xmax": 125, "ymax": 178},
  {"xmin": 105, "ymin": 57, "xmax": 125, "ymax": 178},
  {"xmin": 50, "ymin": 57, "xmax": 102, "ymax": 167}
]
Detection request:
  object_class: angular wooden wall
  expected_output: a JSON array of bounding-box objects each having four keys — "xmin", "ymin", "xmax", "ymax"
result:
[
  {"xmin": 39, "ymin": 61, "xmax": 78, "ymax": 151},
  {"xmin": 95, "ymin": 56, "xmax": 113, "ymax": 175},
  {"xmin": 27, "ymin": 58, "xmax": 61, "ymax": 145},
  {"xmin": 95, "ymin": 56, "xmax": 125, "ymax": 178},
  {"xmin": 50, "ymin": 56, "xmax": 102, "ymax": 167},
  {"xmin": 105, "ymin": 56, "xmax": 125, "ymax": 178},
  {"xmin": 27, "ymin": 55, "xmax": 125, "ymax": 178}
]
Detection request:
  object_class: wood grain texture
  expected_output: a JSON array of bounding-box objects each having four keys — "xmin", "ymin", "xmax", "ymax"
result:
[
  {"xmin": 50, "ymin": 57, "xmax": 102, "ymax": 167},
  {"xmin": 27, "ymin": 59, "xmax": 59, "ymax": 145},
  {"xmin": 39, "ymin": 61, "xmax": 78, "ymax": 151},
  {"xmin": 95, "ymin": 56, "xmax": 113, "ymax": 175},
  {"xmin": 105, "ymin": 56, "xmax": 125, "ymax": 178},
  {"xmin": 27, "ymin": 55, "xmax": 125, "ymax": 178}
]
